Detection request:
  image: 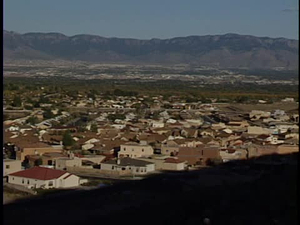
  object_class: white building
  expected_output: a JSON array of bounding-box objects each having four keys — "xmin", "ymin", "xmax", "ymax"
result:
[
  {"xmin": 100, "ymin": 157, "xmax": 155, "ymax": 175},
  {"xmin": 151, "ymin": 121, "xmax": 165, "ymax": 128},
  {"xmin": 8, "ymin": 166, "xmax": 87, "ymax": 189}
]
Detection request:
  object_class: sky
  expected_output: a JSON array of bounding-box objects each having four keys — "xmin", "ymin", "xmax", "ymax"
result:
[{"xmin": 4, "ymin": 0, "xmax": 299, "ymax": 39}]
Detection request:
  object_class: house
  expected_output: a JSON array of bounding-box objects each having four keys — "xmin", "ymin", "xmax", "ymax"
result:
[
  {"xmin": 161, "ymin": 140, "xmax": 180, "ymax": 156},
  {"xmin": 247, "ymin": 144, "xmax": 279, "ymax": 158},
  {"xmin": 163, "ymin": 158, "xmax": 187, "ymax": 170},
  {"xmin": 151, "ymin": 121, "xmax": 165, "ymax": 128},
  {"xmin": 4, "ymin": 159, "xmax": 22, "ymax": 176},
  {"xmin": 25, "ymin": 152, "xmax": 67, "ymax": 168},
  {"xmin": 186, "ymin": 119, "xmax": 204, "ymax": 127},
  {"xmin": 100, "ymin": 157, "xmax": 155, "ymax": 176},
  {"xmin": 16, "ymin": 143, "xmax": 64, "ymax": 162},
  {"xmin": 281, "ymin": 97, "xmax": 295, "ymax": 102},
  {"xmin": 177, "ymin": 146, "xmax": 220, "ymax": 166},
  {"xmin": 142, "ymin": 156, "xmax": 187, "ymax": 171},
  {"xmin": 211, "ymin": 122, "xmax": 226, "ymax": 130},
  {"xmin": 247, "ymin": 126, "xmax": 271, "ymax": 135},
  {"xmin": 181, "ymin": 128, "xmax": 198, "ymax": 138},
  {"xmin": 118, "ymin": 142, "xmax": 154, "ymax": 158},
  {"xmin": 199, "ymin": 128, "xmax": 216, "ymax": 138},
  {"xmin": 55, "ymin": 157, "xmax": 82, "ymax": 170},
  {"xmin": 8, "ymin": 166, "xmax": 87, "ymax": 189},
  {"xmin": 249, "ymin": 110, "xmax": 271, "ymax": 120},
  {"xmin": 219, "ymin": 149, "xmax": 247, "ymax": 162},
  {"xmin": 226, "ymin": 120, "xmax": 249, "ymax": 130},
  {"xmin": 277, "ymin": 145, "xmax": 299, "ymax": 154}
]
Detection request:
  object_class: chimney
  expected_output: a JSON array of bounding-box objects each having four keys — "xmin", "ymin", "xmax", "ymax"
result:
[{"xmin": 117, "ymin": 158, "xmax": 121, "ymax": 165}]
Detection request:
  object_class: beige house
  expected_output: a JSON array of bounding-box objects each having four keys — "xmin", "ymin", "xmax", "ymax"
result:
[
  {"xmin": 249, "ymin": 110, "xmax": 271, "ymax": 120},
  {"xmin": 8, "ymin": 166, "xmax": 87, "ymax": 189},
  {"xmin": 161, "ymin": 140, "xmax": 180, "ymax": 156},
  {"xmin": 55, "ymin": 157, "xmax": 82, "ymax": 170},
  {"xmin": 142, "ymin": 156, "xmax": 187, "ymax": 171},
  {"xmin": 4, "ymin": 159, "xmax": 22, "ymax": 176},
  {"xmin": 219, "ymin": 149, "xmax": 247, "ymax": 162},
  {"xmin": 247, "ymin": 126, "xmax": 271, "ymax": 135},
  {"xmin": 118, "ymin": 142, "xmax": 154, "ymax": 158},
  {"xmin": 16, "ymin": 144, "xmax": 63, "ymax": 162},
  {"xmin": 246, "ymin": 143, "xmax": 298, "ymax": 158},
  {"xmin": 277, "ymin": 145, "xmax": 299, "ymax": 154}
]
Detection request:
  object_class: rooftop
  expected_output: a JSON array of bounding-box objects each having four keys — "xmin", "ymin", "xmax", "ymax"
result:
[{"xmin": 9, "ymin": 166, "xmax": 68, "ymax": 180}]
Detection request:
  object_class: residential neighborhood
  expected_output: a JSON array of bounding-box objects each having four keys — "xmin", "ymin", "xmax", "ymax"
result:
[{"xmin": 3, "ymin": 88, "xmax": 299, "ymax": 198}]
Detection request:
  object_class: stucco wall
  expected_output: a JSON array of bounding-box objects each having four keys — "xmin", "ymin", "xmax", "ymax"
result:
[
  {"xmin": 56, "ymin": 158, "xmax": 82, "ymax": 170},
  {"xmin": 8, "ymin": 176, "xmax": 49, "ymax": 189},
  {"xmin": 161, "ymin": 146, "xmax": 179, "ymax": 156},
  {"xmin": 119, "ymin": 144, "xmax": 154, "ymax": 158},
  {"xmin": 62, "ymin": 175, "xmax": 80, "ymax": 188},
  {"xmin": 4, "ymin": 160, "xmax": 22, "ymax": 176},
  {"xmin": 18, "ymin": 147, "xmax": 63, "ymax": 161},
  {"xmin": 277, "ymin": 145, "xmax": 299, "ymax": 154},
  {"xmin": 162, "ymin": 162, "xmax": 185, "ymax": 171}
]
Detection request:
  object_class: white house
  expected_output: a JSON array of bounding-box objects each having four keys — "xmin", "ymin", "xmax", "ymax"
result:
[
  {"xmin": 151, "ymin": 121, "xmax": 165, "ymax": 128},
  {"xmin": 100, "ymin": 157, "xmax": 155, "ymax": 175},
  {"xmin": 8, "ymin": 166, "xmax": 87, "ymax": 189}
]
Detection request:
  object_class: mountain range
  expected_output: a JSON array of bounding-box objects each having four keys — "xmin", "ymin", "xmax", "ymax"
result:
[{"xmin": 4, "ymin": 30, "xmax": 299, "ymax": 69}]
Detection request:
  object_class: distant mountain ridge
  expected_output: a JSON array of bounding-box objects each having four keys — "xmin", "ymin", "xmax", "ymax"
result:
[{"xmin": 3, "ymin": 30, "xmax": 299, "ymax": 69}]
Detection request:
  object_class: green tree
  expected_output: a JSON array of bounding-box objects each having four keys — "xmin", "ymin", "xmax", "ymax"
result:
[
  {"xmin": 235, "ymin": 96, "xmax": 249, "ymax": 103},
  {"xmin": 34, "ymin": 158, "xmax": 43, "ymax": 166},
  {"xmin": 39, "ymin": 96, "xmax": 50, "ymax": 104},
  {"xmin": 107, "ymin": 114, "xmax": 126, "ymax": 121},
  {"xmin": 43, "ymin": 109, "xmax": 54, "ymax": 119},
  {"xmin": 62, "ymin": 131, "xmax": 74, "ymax": 148},
  {"xmin": 24, "ymin": 105, "xmax": 33, "ymax": 110},
  {"xmin": 12, "ymin": 96, "xmax": 22, "ymax": 107},
  {"xmin": 90, "ymin": 123, "xmax": 98, "ymax": 133},
  {"xmin": 26, "ymin": 116, "xmax": 38, "ymax": 125}
]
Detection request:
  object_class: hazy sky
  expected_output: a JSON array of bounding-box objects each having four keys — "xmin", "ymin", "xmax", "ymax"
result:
[{"xmin": 4, "ymin": 0, "xmax": 299, "ymax": 39}]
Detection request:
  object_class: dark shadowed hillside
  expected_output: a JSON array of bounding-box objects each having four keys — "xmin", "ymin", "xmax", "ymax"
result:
[
  {"xmin": 3, "ymin": 153, "xmax": 297, "ymax": 225},
  {"xmin": 4, "ymin": 30, "xmax": 299, "ymax": 69}
]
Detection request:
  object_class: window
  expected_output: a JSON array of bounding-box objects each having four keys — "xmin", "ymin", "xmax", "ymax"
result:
[
  {"xmin": 27, "ymin": 180, "xmax": 30, "ymax": 184},
  {"xmin": 22, "ymin": 179, "xmax": 24, "ymax": 184},
  {"xmin": 136, "ymin": 168, "xmax": 139, "ymax": 172},
  {"xmin": 122, "ymin": 167, "xmax": 125, "ymax": 170},
  {"xmin": 142, "ymin": 149, "xmax": 144, "ymax": 152},
  {"xmin": 6, "ymin": 165, "xmax": 10, "ymax": 169},
  {"xmin": 112, "ymin": 166, "xmax": 115, "ymax": 170},
  {"xmin": 123, "ymin": 147, "xmax": 126, "ymax": 151},
  {"xmin": 132, "ymin": 149, "xmax": 134, "ymax": 151},
  {"xmin": 49, "ymin": 181, "xmax": 53, "ymax": 187}
]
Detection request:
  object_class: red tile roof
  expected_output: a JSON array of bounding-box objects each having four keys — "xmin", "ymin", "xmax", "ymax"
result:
[{"xmin": 9, "ymin": 166, "xmax": 68, "ymax": 180}]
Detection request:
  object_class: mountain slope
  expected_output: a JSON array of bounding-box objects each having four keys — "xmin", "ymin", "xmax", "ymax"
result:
[{"xmin": 3, "ymin": 30, "xmax": 299, "ymax": 69}]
